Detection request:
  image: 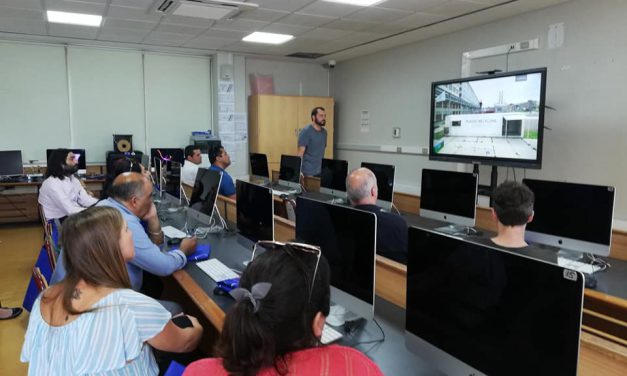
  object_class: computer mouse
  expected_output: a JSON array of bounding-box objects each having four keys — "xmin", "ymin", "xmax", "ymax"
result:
[{"xmin": 213, "ymin": 286, "xmax": 228, "ymax": 296}]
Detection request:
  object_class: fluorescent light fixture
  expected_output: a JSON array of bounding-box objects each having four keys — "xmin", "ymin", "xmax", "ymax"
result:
[
  {"xmin": 322, "ymin": 0, "xmax": 384, "ymax": 6},
  {"xmin": 46, "ymin": 10, "xmax": 102, "ymax": 27},
  {"xmin": 242, "ymin": 32, "xmax": 293, "ymax": 45}
]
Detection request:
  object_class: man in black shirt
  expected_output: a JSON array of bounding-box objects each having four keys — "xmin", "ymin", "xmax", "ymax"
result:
[{"xmin": 346, "ymin": 167, "xmax": 408, "ymax": 264}]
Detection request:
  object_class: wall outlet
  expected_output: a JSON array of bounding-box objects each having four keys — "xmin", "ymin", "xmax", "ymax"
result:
[{"xmin": 393, "ymin": 127, "xmax": 401, "ymax": 138}]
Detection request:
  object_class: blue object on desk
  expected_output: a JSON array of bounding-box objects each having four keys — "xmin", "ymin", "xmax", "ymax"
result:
[
  {"xmin": 216, "ymin": 277, "xmax": 240, "ymax": 293},
  {"xmin": 164, "ymin": 361, "xmax": 185, "ymax": 376},
  {"xmin": 186, "ymin": 243, "xmax": 211, "ymax": 262}
]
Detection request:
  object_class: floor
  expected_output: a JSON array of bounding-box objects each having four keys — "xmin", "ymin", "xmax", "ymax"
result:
[{"xmin": 0, "ymin": 223, "xmax": 42, "ymax": 375}]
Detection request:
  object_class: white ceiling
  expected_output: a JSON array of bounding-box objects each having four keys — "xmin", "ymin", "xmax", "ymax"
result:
[{"xmin": 0, "ymin": 0, "xmax": 569, "ymax": 61}]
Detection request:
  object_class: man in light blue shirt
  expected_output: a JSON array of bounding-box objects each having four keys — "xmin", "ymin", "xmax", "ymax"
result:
[
  {"xmin": 51, "ymin": 172, "xmax": 197, "ymax": 291},
  {"xmin": 298, "ymin": 107, "xmax": 327, "ymax": 177},
  {"xmin": 209, "ymin": 145, "xmax": 236, "ymax": 199}
]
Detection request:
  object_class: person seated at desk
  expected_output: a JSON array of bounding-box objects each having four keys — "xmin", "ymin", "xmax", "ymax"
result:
[
  {"xmin": 181, "ymin": 145, "xmax": 202, "ymax": 187},
  {"xmin": 184, "ymin": 242, "xmax": 383, "ymax": 376},
  {"xmin": 21, "ymin": 207, "xmax": 203, "ymax": 375},
  {"xmin": 209, "ymin": 145, "xmax": 236, "ymax": 199},
  {"xmin": 346, "ymin": 167, "xmax": 408, "ymax": 264},
  {"xmin": 102, "ymin": 156, "xmax": 149, "ymax": 199},
  {"xmin": 52, "ymin": 173, "xmax": 197, "ymax": 300},
  {"xmin": 38, "ymin": 148, "xmax": 98, "ymax": 222}
]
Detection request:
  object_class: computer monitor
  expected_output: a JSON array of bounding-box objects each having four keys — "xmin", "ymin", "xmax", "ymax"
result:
[
  {"xmin": 523, "ymin": 178, "xmax": 615, "ymax": 257},
  {"xmin": 46, "ymin": 148, "xmax": 87, "ymax": 174},
  {"xmin": 249, "ymin": 152, "xmax": 270, "ymax": 182},
  {"xmin": 164, "ymin": 161, "xmax": 182, "ymax": 200},
  {"xmin": 361, "ymin": 162, "xmax": 395, "ymax": 210},
  {"xmin": 0, "ymin": 150, "xmax": 23, "ymax": 177},
  {"xmin": 189, "ymin": 168, "xmax": 222, "ymax": 220},
  {"xmin": 236, "ymin": 180, "xmax": 274, "ymax": 243},
  {"xmin": 405, "ymin": 227, "xmax": 584, "ymax": 376},
  {"xmin": 420, "ymin": 169, "xmax": 478, "ymax": 228},
  {"xmin": 150, "ymin": 148, "xmax": 184, "ymax": 164},
  {"xmin": 295, "ymin": 196, "xmax": 376, "ymax": 325},
  {"xmin": 320, "ymin": 158, "xmax": 348, "ymax": 198},
  {"xmin": 279, "ymin": 154, "xmax": 302, "ymax": 191}
]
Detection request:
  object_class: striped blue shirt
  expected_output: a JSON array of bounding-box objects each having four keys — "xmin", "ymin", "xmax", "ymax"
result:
[{"xmin": 21, "ymin": 289, "xmax": 171, "ymax": 375}]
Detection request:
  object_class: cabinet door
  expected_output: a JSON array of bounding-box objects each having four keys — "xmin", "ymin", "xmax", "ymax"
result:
[
  {"xmin": 252, "ymin": 95, "xmax": 299, "ymax": 171},
  {"xmin": 297, "ymin": 97, "xmax": 334, "ymax": 159}
]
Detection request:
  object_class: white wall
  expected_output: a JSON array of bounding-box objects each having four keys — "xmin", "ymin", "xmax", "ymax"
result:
[
  {"xmin": 332, "ymin": 0, "xmax": 627, "ymax": 220},
  {"xmin": 0, "ymin": 41, "xmax": 212, "ymax": 164},
  {"xmin": 245, "ymin": 58, "xmax": 329, "ymax": 96}
]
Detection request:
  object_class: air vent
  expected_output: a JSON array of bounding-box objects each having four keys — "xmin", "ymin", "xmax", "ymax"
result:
[
  {"xmin": 153, "ymin": 0, "xmax": 258, "ymax": 20},
  {"xmin": 286, "ymin": 52, "xmax": 326, "ymax": 59}
]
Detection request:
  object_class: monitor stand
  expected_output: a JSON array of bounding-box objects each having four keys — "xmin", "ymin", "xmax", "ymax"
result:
[{"xmin": 326, "ymin": 304, "xmax": 360, "ymax": 327}]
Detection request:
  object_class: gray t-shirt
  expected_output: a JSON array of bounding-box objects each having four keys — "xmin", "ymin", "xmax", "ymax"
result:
[{"xmin": 298, "ymin": 124, "xmax": 327, "ymax": 176}]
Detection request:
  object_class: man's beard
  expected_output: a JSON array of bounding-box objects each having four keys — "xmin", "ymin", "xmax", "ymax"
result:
[
  {"xmin": 315, "ymin": 119, "xmax": 326, "ymax": 127},
  {"xmin": 63, "ymin": 164, "xmax": 78, "ymax": 175}
]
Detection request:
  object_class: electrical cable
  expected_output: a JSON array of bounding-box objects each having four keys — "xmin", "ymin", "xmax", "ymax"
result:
[{"xmin": 352, "ymin": 318, "xmax": 386, "ymax": 353}]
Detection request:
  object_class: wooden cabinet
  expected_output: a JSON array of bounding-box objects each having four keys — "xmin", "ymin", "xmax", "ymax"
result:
[
  {"xmin": 248, "ymin": 94, "xmax": 334, "ymax": 171},
  {"xmin": 0, "ymin": 187, "xmax": 39, "ymax": 223}
]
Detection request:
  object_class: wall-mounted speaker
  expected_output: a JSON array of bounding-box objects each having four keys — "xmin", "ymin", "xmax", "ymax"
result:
[{"xmin": 113, "ymin": 134, "xmax": 133, "ymax": 153}]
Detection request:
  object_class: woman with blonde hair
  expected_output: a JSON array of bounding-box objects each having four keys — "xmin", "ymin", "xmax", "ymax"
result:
[{"xmin": 21, "ymin": 206, "xmax": 203, "ymax": 375}]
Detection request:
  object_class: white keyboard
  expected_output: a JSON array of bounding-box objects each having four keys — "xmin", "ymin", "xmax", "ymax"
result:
[
  {"xmin": 272, "ymin": 189, "xmax": 298, "ymax": 196},
  {"xmin": 558, "ymin": 258, "xmax": 602, "ymax": 274},
  {"xmin": 321, "ymin": 324, "xmax": 343, "ymax": 345},
  {"xmin": 197, "ymin": 258, "xmax": 239, "ymax": 282},
  {"xmin": 162, "ymin": 226, "xmax": 187, "ymax": 239}
]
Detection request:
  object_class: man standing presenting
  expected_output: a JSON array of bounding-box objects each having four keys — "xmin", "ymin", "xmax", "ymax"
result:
[
  {"xmin": 181, "ymin": 145, "xmax": 202, "ymax": 186},
  {"xmin": 298, "ymin": 107, "xmax": 327, "ymax": 177}
]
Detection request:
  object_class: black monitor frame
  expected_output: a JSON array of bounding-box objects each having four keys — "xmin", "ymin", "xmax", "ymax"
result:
[
  {"xmin": 249, "ymin": 152, "xmax": 270, "ymax": 180},
  {"xmin": 189, "ymin": 168, "xmax": 222, "ymax": 219},
  {"xmin": 236, "ymin": 180, "xmax": 274, "ymax": 243},
  {"xmin": 0, "ymin": 150, "xmax": 23, "ymax": 177},
  {"xmin": 361, "ymin": 162, "xmax": 395, "ymax": 210},
  {"xmin": 320, "ymin": 158, "xmax": 349, "ymax": 197},
  {"xmin": 419, "ymin": 168, "xmax": 478, "ymax": 227}
]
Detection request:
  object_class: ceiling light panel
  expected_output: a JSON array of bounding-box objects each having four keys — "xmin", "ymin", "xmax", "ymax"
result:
[
  {"xmin": 243, "ymin": 31, "xmax": 293, "ymax": 44},
  {"xmin": 46, "ymin": 10, "xmax": 102, "ymax": 27}
]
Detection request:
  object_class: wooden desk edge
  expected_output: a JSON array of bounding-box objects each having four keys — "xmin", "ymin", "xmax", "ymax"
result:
[{"xmin": 172, "ymin": 270, "xmax": 225, "ymax": 331}]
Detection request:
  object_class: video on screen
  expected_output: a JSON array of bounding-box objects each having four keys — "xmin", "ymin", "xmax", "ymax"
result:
[{"xmin": 431, "ymin": 72, "xmax": 543, "ymax": 162}]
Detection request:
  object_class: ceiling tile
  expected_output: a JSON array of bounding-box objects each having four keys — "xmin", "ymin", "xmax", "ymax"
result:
[
  {"xmin": 426, "ymin": 0, "xmax": 487, "ymax": 17},
  {"xmin": 341, "ymin": 31, "xmax": 386, "ymax": 44},
  {"xmin": 0, "ymin": 0, "xmax": 43, "ymax": 10},
  {"xmin": 211, "ymin": 18, "xmax": 269, "ymax": 32},
  {"xmin": 393, "ymin": 11, "xmax": 445, "ymax": 28},
  {"xmin": 222, "ymin": 40, "xmax": 278, "ymax": 54},
  {"xmin": 183, "ymin": 36, "xmax": 238, "ymax": 49},
  {"xmin": 44, "ymin": 0, "xmax": 107, "ymax": 14},
  {"xmin": 110, "ymin": 0, "xmax": 154, "ymax": 9},
  {"xmin": 464, "ymin": 0, "xmax": 510, "ymax": 5},
  {"xmin": 202, "ymin": 28, "xmax": 249, "ymax": 39},
  {"xmin": 143, "ymin": 31, "xmax": 194, "ymax": 46},
  {"xmin": 107, "ymin": 5, "xmax": 163, "ymax": 22},
  {"xmin": 0, "ymin": 16, "xmax": 46, "ymax": 35},
  {"xmin": 298, "ymin": 1, "xmax": 361, "ymax": 18},
  {"xmin": 48, "ymin": 23, "xmax": 100, "ymax": 39},
  {"xmin": 323, "ymin": 18, "xmax": 377, "ymax": 32},
  {"xmin": 97, "ymin": 27, "xmax": 151, "ymax": 43},
  {"xmin": 280, "ymin": 12, "xmax": 336, "ymax": 27},
  {"xmin": 366, "ymin": 22, "xmax": 412, "ymax": 34},
  {"xmin": 261, "ymin": 22, "xmax": 314, "ymax": 36},
  {"xmin": 102, "ymin": 17, "xmax": 156, "ymax": 30},
  {"xmin": 0, "ymin": 6, "xmax": 45, "ymax": 20},
  {"xmin": 298, "ymin": 27, "xmax": 350, "ymax": 41},
  {"xmin": 379, "ymin": 0, "xmax": 445, "ymax": 12},
  {"xmin": 249, "ymin": 0, "xmax": 315, "ymax": 13},
  {"xmin": 344, "ymin": 6, "xmax": 413, "ymax": 23},
  {"xmin": 154, "ymin": 23, "xmax": 205, "ymax": 35},
  {"xmin": 238, "ymin": 8, "xmax": 290, "ymax": 23}
]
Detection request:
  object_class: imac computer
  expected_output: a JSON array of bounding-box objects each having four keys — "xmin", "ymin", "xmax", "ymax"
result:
[
  {"xmin": 523, "ymin": 178, "xmax": 615, "ymax": 257},
  {"xmin": 406, "ymin": 227, "xmax": 584, "ymax": 376},
  {"xmin": 46, "ymin": 148, "xmax": 87, "ymax": 175},
  {"xmin": 150, "ymin": 148, "xmax": 184, "ymax": 164},
  {"xmin": 236, "ymin": 180, "xmax": 274, "ymax": 243},
  {"xmin": 320, "ymin": 158, "xmax": 349, "ymax": 200},
  {"xmin": 272, "ymin": 154, "xmax": 302, "ymax": 193},
  {"xmin": 361, "ymin": 162, "xmax": 395, "ymax": 210},
  {"xmin": 420, "ymin": 169, "xmax": 478, "ymax": 234},
  {"xmin": 295, "ymin": 196, "xmax": 377, "ymax": 326},
  {"xmin": 249, "ymin": 152, "xmax": 270, "ymax": 183},
  {"xmin": 0, "ymin": 150, "xmax": 23, "ymax": 177},
  {"xmin": 189, "ymin": 168, "xmax": 222, "ymax": 223}
]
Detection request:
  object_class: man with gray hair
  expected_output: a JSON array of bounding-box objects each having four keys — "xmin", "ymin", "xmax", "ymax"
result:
[
  {"xmin": 346, "ymin": 167, "xmax": 408, "ymax": 263},
  {"xmin": 52, "ymin": 172, "xmax": 197, "ymax": 293}
]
